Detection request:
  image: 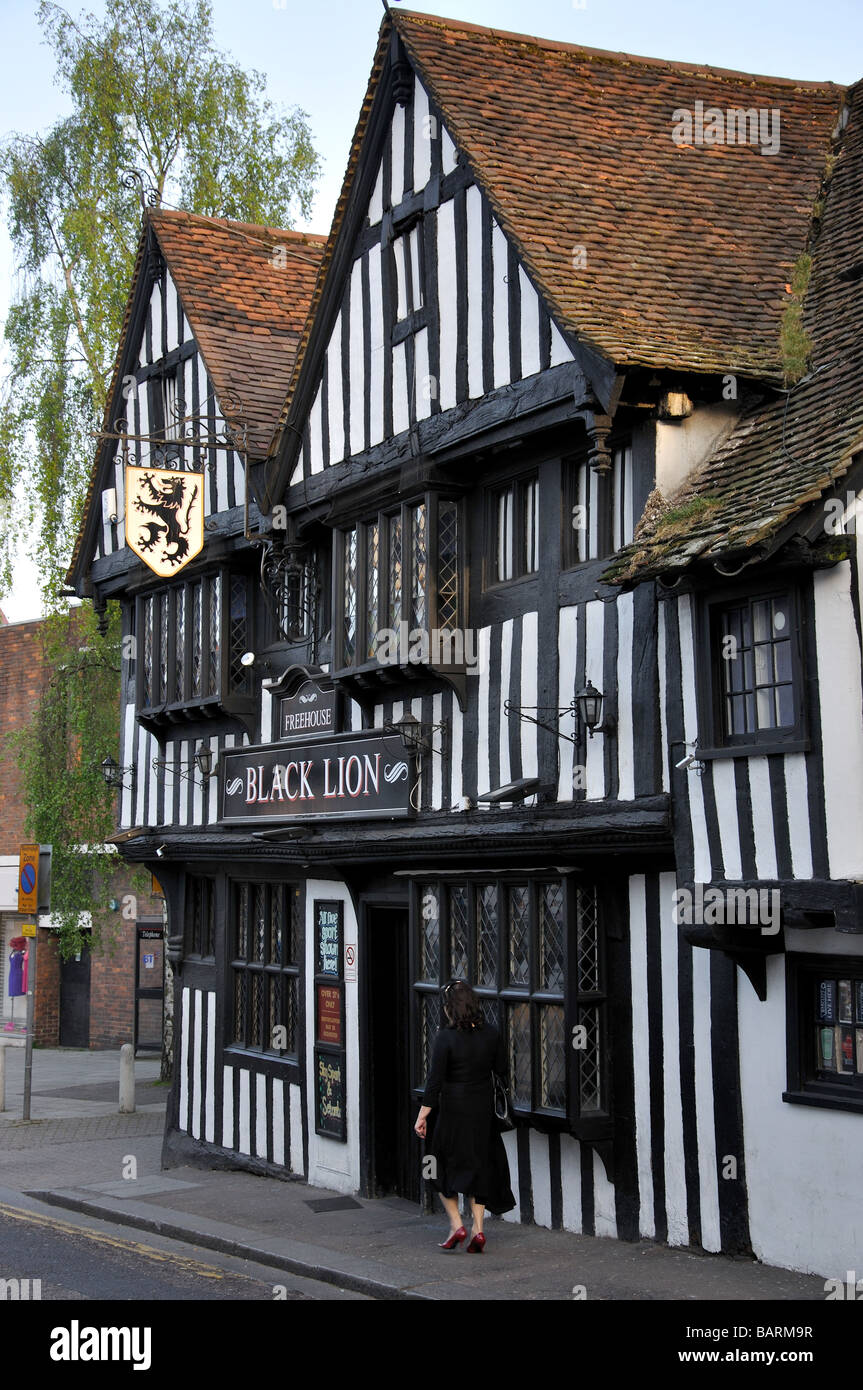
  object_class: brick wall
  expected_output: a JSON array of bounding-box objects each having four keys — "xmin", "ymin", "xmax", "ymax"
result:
[
  {"xmin": 0, "ymin": 620, "xmax": 47, "ymax": 855},
  {"xmin": 1, "ymin": 617, "xmax": 164, "ymax": 1050}
]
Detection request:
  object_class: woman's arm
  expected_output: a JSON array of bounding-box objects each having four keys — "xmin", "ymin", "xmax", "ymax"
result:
[{"xmin": 415, "ymin": 1029, "xmax": 448, "ymax": 1136}]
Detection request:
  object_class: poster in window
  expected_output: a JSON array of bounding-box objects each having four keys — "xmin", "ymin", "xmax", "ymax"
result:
[
  {"xmin": 315, "ymin": 900, "xmax": 344, "ymax": 978},
  {"xmin": 818, "ymin": 1026, "xmax": 835, "ymax": 1070},
  {"xmin": 838, "ymin": 979, "xmax": 853, "ymax": 1023},
  {"xmin": 315, "ymin": 1047, "xmax": 347, "ymax": 1141},
  {"xmin": 317, "ymin": 982, "xmax": 343, "ymax": 1047},
  {"xmin": 839, "ymin": 1026, "xmax": 855, "ymax": 1074},
  {"xmin": 856, "ymin": 983, "xmax": 863, "ymax": 1023},
  {"xmin": 818, "ymin": 980, "xmax": 836, "ymax": 1023}
]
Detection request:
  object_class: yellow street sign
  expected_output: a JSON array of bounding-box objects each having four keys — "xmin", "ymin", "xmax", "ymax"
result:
[
  {"xmin": 17, "ymin": 845, "xmax": 39, "ymax": 914},
  {"xmin": 21, "ymin": 922, "xmax": 36, "ymax": 938}
]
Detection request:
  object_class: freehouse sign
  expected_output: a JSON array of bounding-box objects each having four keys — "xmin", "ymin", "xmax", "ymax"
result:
[{"xmin": 219, "ymin": 731, "xmax": 411, "ymax": 825}]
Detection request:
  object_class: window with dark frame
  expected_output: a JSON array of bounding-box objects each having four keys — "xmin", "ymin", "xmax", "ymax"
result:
[
  {"xmin": 699, "ymin": 585, "xmax": 806, "ymax": 753},
  {"xmin": 336, "ymin": 494, "xmax": 461, "ymax": 670},
  {"xmin": 137, "ymin": 569, "xmax": 252, "ymax": 713},
  {"xmin": 488, "ymin": 475, "xmax": 539, "ymax": 585},
  {"xmin": 391, "ymin": 222, "xmax": 425, "ymax": 333},
  {"xmin": 786, "ymin": 956, "xmax": 863, "ymax": 1109},
  {"xmin": 186, "ymin": 875, "xmax": 215, "ymax": 958},
  {"xmin": 410, "ymin": 877, "xmax": 607, "ymax": 1125},
  {"xmin": 229, "ymin": 881, "xmax": 302, "ymax": 1059},
  {"xmin": 563, "ymin": 441, "xmax": 634, "ymax": 566}
]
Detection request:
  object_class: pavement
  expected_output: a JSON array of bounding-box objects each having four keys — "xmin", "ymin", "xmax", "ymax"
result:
[{"xmin": 0, "ymin": 1046, "xmax": 833, "ymax": 1302}]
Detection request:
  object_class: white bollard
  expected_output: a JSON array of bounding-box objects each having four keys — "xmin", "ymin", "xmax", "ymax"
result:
[
  {"xmin": 0, "ymin": 1046, "xmax": 5, "ymax": 1113},
  {"xmin": 119, "ymin": 1043, "xmax": 135, "ymax": 1113}
]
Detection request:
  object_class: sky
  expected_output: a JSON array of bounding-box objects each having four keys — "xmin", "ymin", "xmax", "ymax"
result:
[{"xmin": 1, "ymin": 0, "xmax": 861, "ymax": 620}]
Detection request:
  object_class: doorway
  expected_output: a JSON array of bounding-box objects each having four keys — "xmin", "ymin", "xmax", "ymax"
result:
[
  {"xmin": 59, "ymin": 942, "xmax": 91, "ymax": 1047},
  {"xmin": 364, "ymin": 905, "xmax": 417, "ymax": 1201}
]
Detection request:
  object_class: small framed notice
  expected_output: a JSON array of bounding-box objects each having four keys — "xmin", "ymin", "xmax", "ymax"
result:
[{"xmin": 315, "ymin": 900, "xmax": 344, "ymax": 978}]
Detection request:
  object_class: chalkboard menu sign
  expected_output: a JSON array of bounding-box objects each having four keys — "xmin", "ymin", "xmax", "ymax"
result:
[
  {"xmin": 315, "ymin": 901, "xmax": 343, "ymax": 977},
  {"xmin": 314, "ymin": 899, "xmax": 347, "ymax": 1142},
  {"xmin": 315, "ymin": 1049, "xmax": 346, "ymax": 1141}
]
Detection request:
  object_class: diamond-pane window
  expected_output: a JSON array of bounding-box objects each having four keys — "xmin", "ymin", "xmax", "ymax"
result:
[
  {"xmin": 508, "ymin": 885, "xmax": 530, "ymax": 986},
  {"xmin": 540, "ymin": 883, "xmax": 566, "ymax": 993},
  {"xmin": 343, "ymin": 529, "xmax": 357, "ymax": 665},
  {"xmin": 578, "ymin": 1006, "xmax": 602, "ymax": 1112},
  {"xmin": 411, "ymin": 504, "xmax": 427, "ymax": 630},
  {"xmin": 229, "ymin": 577, "xmax": 248, "ymax": 692},
  {"xmin": 576, "ymin": 886, "xmax": 600, "ymax": 994},
  {"xmin": 230, "ymin": 881, "xmax": 302, "ymax": 1060},
  {"xmin": 508, "ymin": 1002, "xmax": 531, "ymax": 1107},
  {"xmin": 366, "ymin": 523, "xmax": 380, "ymax": 660},
  {"xmin": 174, "ymin": 588, "xmax": 185, "ymax": 703},
  {"xmin": 418, "ymin": 885, "xmax": 440, "ymax": 982},
  {"xmin": 438, "ymin": 500, "xmax": 459, "ymax": 630},
  {"xmin": 159, "ymin": 592, "xmax": 169, "ymax": 702},
  {"xmin": 142, "ymin": 597, "xmax": 154, "ymax": 706},
  {"xmin": 477, "ymin": 885, "xmax": 498, "ymax": 988},
  {"xmin": 388, "ymin": 514, "xmax": 402, "ymax": 629},
  {"xmin": 448, "ymin": 885, "xmax": 469, "ymax": 980},
  {"xmin": 540, "ymin": 1005, "xmax": 566, "ymax": 1109},
  {"xmin": 191, "ymin": 582, "xmax": 203, "ymax": 697}
]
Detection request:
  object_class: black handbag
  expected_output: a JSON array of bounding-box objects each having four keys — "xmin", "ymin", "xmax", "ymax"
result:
[{"xmin": 492, "ymin": 1071, "xmax": 515, "ymax": 1130}]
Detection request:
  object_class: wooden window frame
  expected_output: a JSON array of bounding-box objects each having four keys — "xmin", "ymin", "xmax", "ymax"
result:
[
  {"xmin": 389, "ymin": 213, "xmax": 428, "ymax": 346},
  {"xmin": 485, "ymin": 472, "xmax": 540, "ymax": 589},
  {"xmin": 562, "ymin": 437, "xmax": 633, "ymax": 569},
  {"xmin": 408, "ymin": 875, "xmax": 611, "ymax": 1137},
  {"xmin": 185, "ymin": 873, "xmax": 216, "ymax": 959},
  {"xmin": 784, "ymin": 953, "xmax": 863, "ymax": 1114},
  {"xmin": 136, "ymin": 567, "xmax": 254, "ymax": 719},
  {"xmin": 226, "ymin": 878, "xmax": 303, "ymax": 1067},
  {"xmin": 333, "ymin": 492, "xmax": 463, "ymax": 673},
  {"xmin": 695, "ymin": 581, "xmax": 808, "ymax": 759}
]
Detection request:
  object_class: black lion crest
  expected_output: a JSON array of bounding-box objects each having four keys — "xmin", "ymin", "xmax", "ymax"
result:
[{"xmin": 133, "ymin": 472, "xmax": 200, "ymax": 568}]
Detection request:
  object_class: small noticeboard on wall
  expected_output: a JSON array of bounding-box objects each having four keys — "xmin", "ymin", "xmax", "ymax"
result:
[{"xmin": 314, "ymin": 900, "xmax": 347, "ymax": 1142}]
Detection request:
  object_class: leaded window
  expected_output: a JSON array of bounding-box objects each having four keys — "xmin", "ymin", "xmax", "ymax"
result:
[
  {"xmin": 410, "ymin": 877, "xmax": 606, "ymax": 1123},
  {"xmin": 229, "ymin": 880, "xmax": 302, "ymax": 1059},
  {"xmin": 336, "ymin": 494, "xmax": 462, "ymax": 671},
  {"xmin": 137, "ymin": 569, "xmax": 252, "ymax": 718}
]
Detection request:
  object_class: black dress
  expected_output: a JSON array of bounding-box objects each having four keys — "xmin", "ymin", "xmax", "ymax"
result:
[{"xmin": 422, "ymin": 1023, "xmax": 516, "ymax": 1215}]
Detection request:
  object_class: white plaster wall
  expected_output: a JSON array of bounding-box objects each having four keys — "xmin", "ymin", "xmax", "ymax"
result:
[
  {"xmin": 739, "ymin": 954, "xmax": 863, "ymax": 1277},
  {"xmin": 304, "ymin": 880, "xmax": 360, "ymax": 1194},
  {"xmin": 654, "ymin": 403, "xmax": 738, "ymax": 498},
  {"xmin": 814, "ymin": 562, "xmax": 863, "ymax": 879}
]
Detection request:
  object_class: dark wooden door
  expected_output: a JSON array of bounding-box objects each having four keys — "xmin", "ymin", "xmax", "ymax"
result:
[
  {"xmin": 365, "ymin": 906, "xmax": 416, "ymax": 1201},
  {"xmin": 59, "ymin": 944, "xmax": 91, "ymax": 1047}
]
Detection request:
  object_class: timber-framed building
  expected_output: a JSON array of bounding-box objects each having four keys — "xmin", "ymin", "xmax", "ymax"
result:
[{"xmin": 68, "ymin": 11, "xmax": 863, "ymax": 1277}]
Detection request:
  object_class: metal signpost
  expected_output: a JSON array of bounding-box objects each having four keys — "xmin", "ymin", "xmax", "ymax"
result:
[{"xmin": 18, "ymin": 845, "xmax": 51, "ymax": 1121}]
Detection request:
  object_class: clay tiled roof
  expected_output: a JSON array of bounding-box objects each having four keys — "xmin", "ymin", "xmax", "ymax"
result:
[
  {"xmin": 67, "ymin": 210, "xmax": 325, "ymax": 585},
  {"xmin": 394, "ymin": 11, "xmax": 844, "ymax": 380},
  {"xmin": 606, "ymin": 79, "xmax": 863, "ymax": 584},
  {"xmin": 151, "ymin": 210, "xmax": 326, "ymax": 457}
]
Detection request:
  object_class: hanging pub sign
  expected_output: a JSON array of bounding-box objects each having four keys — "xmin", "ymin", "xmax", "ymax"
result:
[
  {"xmin": 219, "ymin": 730, "xmax": 411, "ymax": 825},
  {"xmin": 125, "ymin": 466, "xmax": 204, "ymax": 577},
  {"xmin": 278, "ymin": 677, "xmax": 339, "ymax": 741}
]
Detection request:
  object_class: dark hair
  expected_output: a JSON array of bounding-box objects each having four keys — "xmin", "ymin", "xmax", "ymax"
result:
[{"xmin": 442, "ymin": 980, "xmax": 484, "ymax": 1030}]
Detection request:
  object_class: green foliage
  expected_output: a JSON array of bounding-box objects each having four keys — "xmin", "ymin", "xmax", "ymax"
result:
[
  {"xmin": 12, "ymin": 603, "xmax": 125, "ymax": 959},
  {"xmin": 0, "ymin": 0, "xmax": 320, "ymax": 603}
]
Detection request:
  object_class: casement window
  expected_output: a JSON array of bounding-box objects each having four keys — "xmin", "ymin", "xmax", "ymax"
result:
[
  {"xmin": 785, "ymin": 956, "xmax": 863, "ymax": 1113},
  {"xmin": 229, "ymin": 881, "xmax": 302, "ymax": 1059},
  {"xmin": 564, "ymin": 442, "xmax": 634, "ymax": 565},
  {"xmin": 336, "ymin": 494, "xmax": 461, "ymax": 670},
  {"xmin": 698, "ymin": 586, "xmax": 806, "ymax": 754},
  {"xmin": 186, "ymin": 875, "xmax": 215, "ymax": 958},
  {"xmin": 137, "ymin": 569, "xmax": 253, "ymax": 718},
  {"xmin": 488, "ymin": 475, "xmax": 539, "ymax": 585},
  {"xmin": 410, "ymin": 877, "xmax": 608, "ymax": 1129},
  {"xmin": 391, "ymin": 224, "xmax": 424, "ymax": 330}
]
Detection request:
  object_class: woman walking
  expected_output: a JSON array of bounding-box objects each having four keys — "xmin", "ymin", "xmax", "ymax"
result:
[{"xmin": 414, "ymin": 980, "xmax": 515, "ymax": 1251}]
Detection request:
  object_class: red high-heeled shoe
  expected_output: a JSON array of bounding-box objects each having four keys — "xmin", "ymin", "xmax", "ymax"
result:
[
  {"xmin": 467, "ymin": 1232, "xmax": 486, "ymax": 1253},
  {"xmin": 439, "ymin": 1225, "xmax": 467, "ymax": 1250}
]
